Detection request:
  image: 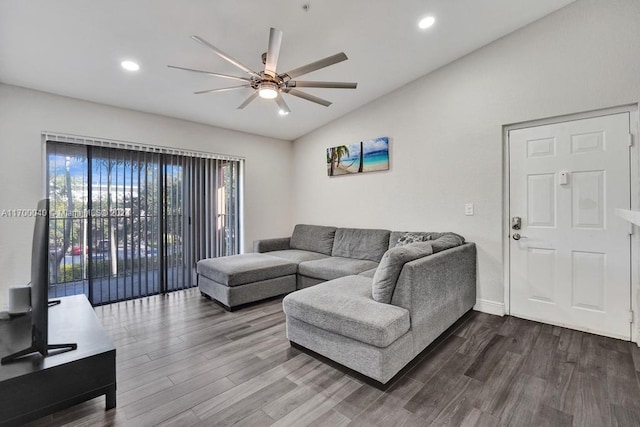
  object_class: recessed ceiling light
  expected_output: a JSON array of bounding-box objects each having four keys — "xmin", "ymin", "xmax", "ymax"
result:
[
  {"xmin": 418, "ymin": 16, "xmax": 436, "ymax": 29},
  {"xmin": 279, "ymin": 110, "xmax": 289, "ymax": 116},
  {"xmin": 121, "ymin": 60, "xmax": 140, "ymax": 71}
]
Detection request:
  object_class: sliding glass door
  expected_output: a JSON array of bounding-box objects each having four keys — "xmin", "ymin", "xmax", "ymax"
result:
[{"xmin": 46, "ymin": 140, "xmax": 241, "ymax": 305}]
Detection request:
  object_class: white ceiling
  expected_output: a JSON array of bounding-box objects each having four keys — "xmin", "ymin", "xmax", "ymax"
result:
[{"xmin": 0, "ymin": 0, "xmax": 575, "ymax": 141}]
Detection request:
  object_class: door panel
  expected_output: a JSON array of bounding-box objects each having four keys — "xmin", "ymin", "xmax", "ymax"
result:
[
  {"xmin": 527, "ymin": 174, "xmax": 556, "ymax": 227},
  {"xmin": 571, "ymin": 250, "xmax": 605, "ymax": 311},
  {"xmin": 509, "ymin": 113, "xmax": 631, "ymax": 340},
  {"xmin": 571, "ymin": 170, "xmax": 604, "ymax": 229},
  {"xmin": 526, "ymin": 247, "xmax": 556, "ymax": 303}
]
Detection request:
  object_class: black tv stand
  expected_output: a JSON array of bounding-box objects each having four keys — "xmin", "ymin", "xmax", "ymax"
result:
[
  {"xmin": 0, "ymin": 295, "xmax": 115, "ymax": 426},
  {"xmin": 1, "ymin": 298, "xmax": 77, "ymax": 365},
  {"xmin": 0, "ymin": 325, "xmax": 77, "ymax": 364}
]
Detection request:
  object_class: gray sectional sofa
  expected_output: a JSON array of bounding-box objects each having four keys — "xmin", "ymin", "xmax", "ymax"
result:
[{"xmin": 196, "ymin": 224, "xmax": 476, "ymax": 386}]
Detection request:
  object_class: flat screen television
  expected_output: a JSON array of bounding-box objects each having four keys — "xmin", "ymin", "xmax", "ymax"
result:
[{"xmin": 1, "ymin": 199, "xmax": 76, "ymax": 364}]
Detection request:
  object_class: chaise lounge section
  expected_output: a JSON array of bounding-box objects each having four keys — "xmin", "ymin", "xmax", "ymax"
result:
[{"xmin": 196, "ymin": 253, "xmax": 297, "ymax": 310}]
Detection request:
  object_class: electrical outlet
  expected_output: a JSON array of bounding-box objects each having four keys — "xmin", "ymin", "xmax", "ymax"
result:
[{"xmin": 465, "ymin": 203, "xmax": 474, "ymax": 216}]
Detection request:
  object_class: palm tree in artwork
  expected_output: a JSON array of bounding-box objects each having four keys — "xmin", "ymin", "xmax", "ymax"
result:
[
  {"xmin": 358, "ymin": 141, "xmax": 364, "ymax": 173},
  {"xmin": 328, "ymin": 145, "xmax": 350, "ymax": 176}
]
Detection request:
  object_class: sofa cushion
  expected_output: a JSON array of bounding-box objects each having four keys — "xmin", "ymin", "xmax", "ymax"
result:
[
  {"xmin": 290, "ymin": 224, "xmax": 337, "ymax": 256},
  {"xmin": 298, "ymin": 256, "xmax": 379, "ymax": 281},
  {"xmin": 283, "ymin": 275, "xmax": 410, "ymax": 348},
  {"xmin": 331, "ymin": 228, "xmax": 391, "ymax": 262},
  {"xmin": 372, "ymin": 242, "xmax": 434, "ymax": 304},
  {"xmin": 266, "ymin": 249, "xmax": 329, "ymax": 265},
  {"xmin": 196, "ymin": 253, "xmax": 297, "ymax": 287}
]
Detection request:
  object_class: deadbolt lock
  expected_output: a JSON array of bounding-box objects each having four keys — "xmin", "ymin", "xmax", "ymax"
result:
[{"xmin": 511, "ymin": 216, "xmax": 522, "ymax": 230}]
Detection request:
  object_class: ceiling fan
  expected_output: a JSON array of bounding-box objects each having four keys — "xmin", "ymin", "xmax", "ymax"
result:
[{"xmin": 168, "ymin": 27, "xmax": 357, "ymax": 114}]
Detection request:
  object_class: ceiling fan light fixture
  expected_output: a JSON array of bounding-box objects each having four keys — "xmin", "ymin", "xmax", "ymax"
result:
[
  {"xmin": 171, "ymin": 28, "xmax": 357, "ymax": 113},
  {"xmin": 258, "ymin": 82, "xmax": 279, "ymax": 99}
]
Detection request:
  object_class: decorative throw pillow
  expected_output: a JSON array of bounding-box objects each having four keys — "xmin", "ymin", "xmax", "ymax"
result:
[
  {"xmin": 430, "ymin": 233, "xmax": 465, "ymax": 253},
  {"xmin": 372, "ymin": 242, "xmax": 434, "ymax": 304},
  {"xmin": 396, "ymin": 232, "xmax": 431, "ymax": 247}
]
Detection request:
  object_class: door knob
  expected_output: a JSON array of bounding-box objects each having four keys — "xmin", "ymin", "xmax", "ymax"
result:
[{"xmin": 512, "ymin": 233, "xmax": 527, "ymax": 240}]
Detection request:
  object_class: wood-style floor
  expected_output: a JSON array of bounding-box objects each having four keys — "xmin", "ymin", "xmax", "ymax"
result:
[{"xmin": 25, "ymin": 287, "xmax": 640, "ymax": 426}]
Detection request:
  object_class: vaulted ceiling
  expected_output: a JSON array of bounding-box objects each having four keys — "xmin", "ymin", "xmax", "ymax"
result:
[{"xmin": 0, "ymin": 0, "xmax": 575, "ymax": 140}]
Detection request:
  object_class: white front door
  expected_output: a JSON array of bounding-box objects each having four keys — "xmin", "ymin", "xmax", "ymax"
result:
[{"xmin": 509, "ymin": 113, "xmax": 631, "ymax": 340}]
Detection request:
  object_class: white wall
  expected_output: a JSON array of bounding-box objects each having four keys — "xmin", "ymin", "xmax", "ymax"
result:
[
  {"xmin": 291, "ymin": 0, "xmax": 640, "ymax": 310},
  {"xmin": 0, "ymin": 84, "xmax": 293, "ymax": 309}
]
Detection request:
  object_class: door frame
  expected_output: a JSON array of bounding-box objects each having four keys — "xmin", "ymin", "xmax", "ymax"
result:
[{"xmin": 502, "ymin": 104, "xmax": 640, "ymax": 343}]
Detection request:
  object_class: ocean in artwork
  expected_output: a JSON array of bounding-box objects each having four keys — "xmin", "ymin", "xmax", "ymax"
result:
[{"xmin": 327, "ymin": 137, "xmax": 389, "ymax": 176}]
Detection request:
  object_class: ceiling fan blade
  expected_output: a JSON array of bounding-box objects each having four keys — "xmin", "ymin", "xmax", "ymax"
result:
[
  {"xmin": 237, "ymin": 92, "xmax": 259, "ymax": 109},
  {"xmin": 194, "ymin": 85, "xmax": 250, "ymax": 95},
  {"xmin": 281, "ymin": 52, "xmax": 348, "ymax": 79},
  {"xmin": 191, "ymin": 35, "xmax": 261, "ymax": 78},
  {"xmin": 286, "ymin": 81, "xmax": 357, "ymax": 89},
  {"xmin": 284, "ymin": 88, "xmax": 332, "ymax": 107},
  {"xmin": 274, "ymin": 94, "xmax": 291, "ymax": 114},
  {"xmin": 167, "ymin": 65, "xmax": 251, "ymax": 82},
  {"xmin": 264, "ymin": 28, "xmax": 283, "ymax": 77}
]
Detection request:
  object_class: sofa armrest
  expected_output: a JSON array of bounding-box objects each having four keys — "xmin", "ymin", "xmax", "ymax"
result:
[
  {"xmin": 391, "ymin": 243, "xmax": 477, "ymax": 350},
  {"xmin": 253, "ymin": 237, "xmax": 291, "ymax": 253}
]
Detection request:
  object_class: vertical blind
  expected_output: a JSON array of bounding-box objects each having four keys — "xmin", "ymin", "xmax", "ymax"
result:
[{"xmin": 46, "ymin": 138, "xmax": 241, "ymax": 305}]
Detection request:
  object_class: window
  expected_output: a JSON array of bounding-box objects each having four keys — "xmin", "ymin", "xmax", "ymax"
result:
[{"xmin": 46, "ymin": 136, "xmax": 241, "ymax": 305}]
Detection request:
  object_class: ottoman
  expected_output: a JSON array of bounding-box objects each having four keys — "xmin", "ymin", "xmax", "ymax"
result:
[{"xmin": 196, "ymin": 253, "xmax": 297, "ymax": 310}]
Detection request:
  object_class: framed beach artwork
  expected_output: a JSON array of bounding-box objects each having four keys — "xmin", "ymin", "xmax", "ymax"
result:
[{"xmin": 327, "ymin": 137, "xmax": 389, "ymax": 177}]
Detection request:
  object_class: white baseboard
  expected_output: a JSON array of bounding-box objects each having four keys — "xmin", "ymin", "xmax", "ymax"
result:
[{"xmin": 473, "ymin": 299, "xmax": 505, "ymax": 316}]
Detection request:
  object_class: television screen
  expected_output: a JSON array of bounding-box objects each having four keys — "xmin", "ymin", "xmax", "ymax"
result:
[{"xmin": 30, "ymin": 198, "xmax": 50, "ymax": 355}]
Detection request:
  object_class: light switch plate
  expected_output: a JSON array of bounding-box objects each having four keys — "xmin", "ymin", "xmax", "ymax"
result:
[{"xmin": 465, "ymin": 203, "xmax": 474, "ymax": 216}]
